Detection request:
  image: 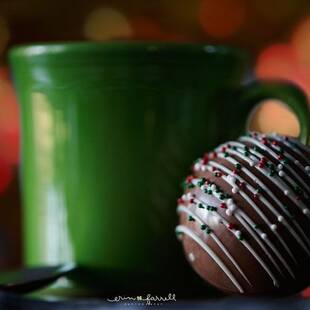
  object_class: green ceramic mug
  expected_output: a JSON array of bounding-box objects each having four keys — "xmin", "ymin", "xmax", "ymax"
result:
[{"xmin": 9, "ymin": 42, "xmax": 310, "ymax": 292}]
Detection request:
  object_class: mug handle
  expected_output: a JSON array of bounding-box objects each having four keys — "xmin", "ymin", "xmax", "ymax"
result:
[{"xmin": 236, "ymin": 80, "xmax": 310, "ymax": 144}]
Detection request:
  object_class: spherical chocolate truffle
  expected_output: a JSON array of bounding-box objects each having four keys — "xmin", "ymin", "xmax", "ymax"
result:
[{"xmin": 176, "ymin": 132, "xmax": 310, "ymax": 295}]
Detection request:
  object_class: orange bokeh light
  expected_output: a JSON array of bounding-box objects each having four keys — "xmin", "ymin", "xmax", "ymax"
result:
[
  {"xmin": 292, "ymin": 17, "xmax": 310, "ymax": 66},
  {"xmin": 198, "ymin": 0, "xmax": 247, "ymax": 38},
  {"xmin": 249, "ymin": 99, "xmax": 300, "ymax": 137},
  {"xmin": 83, "ymin": 7, "xmax": 133, "ymax": 41}
]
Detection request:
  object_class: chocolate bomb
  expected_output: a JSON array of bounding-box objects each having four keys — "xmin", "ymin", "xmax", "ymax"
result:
[{"xmin": 176, "ymin": 132, "xmax": 310, "ymax": 295}]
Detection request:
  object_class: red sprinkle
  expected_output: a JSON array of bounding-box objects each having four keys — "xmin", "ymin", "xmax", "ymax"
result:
[
  {"xmin": 177, "ymin": 198, "xmax": 185, "ymax": 204},
  {"xmin": 228, "ymin": 223, "xmax": 235, "ymax": 230},
  {"xmin": 221, "ymin": 146, "xmax": 227, "ymax": 152},
  {"xmin": 232, "ymin": 169, "xmax": 238, "ymax": 175},
  {"xmin": 253, "ymin": 193, "xmax": 259, "ymax": 201},
  {"xmin": 277, "ymin": 155, "xmax": 284, "ymax": 160},
  {"xmin": 272, "ymin": 140, "xmax": 279, "ymax": 146},
  {"xmin": 220, "ymin": 203, "xmax": 227, "ymax": 209},
  {"xmin": 202, "ymin": 153, "xmax": 209, "ymax": 164},
  {"xmin": 190, "ymin": 198, "xmax": 195, "ymax": 203},
  {"xmin": 212, "ymin": 167, "xmax": 216, "ymax": 172},
  {"xmin": 258, "ymin": 162, "xmax": 265, "ymax": 168},
  {"xmin": 186, "ymin": 175, "xmax": 194, "ymax": 183},
  {"xmin": 211, "ymin": 152, "xmax": 217, "ymax": 159}
]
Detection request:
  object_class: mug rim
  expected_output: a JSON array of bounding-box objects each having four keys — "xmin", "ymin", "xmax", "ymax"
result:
[{"xmin": 9, "ymin": 41, "xmax": 247, "ymax": 62}]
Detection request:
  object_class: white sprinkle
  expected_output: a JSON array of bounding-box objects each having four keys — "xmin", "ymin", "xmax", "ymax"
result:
[
  {"xmin": 232, "ymin": 187, "xmax": 239, "ymax": 194},
  {"xmin": 188, "ymin": 252, "xmax": 195, "ymax": 262},
  {"xmin": 284, "ymin": 190, "xmax": 290, "ymax": 196},
  {"xmin": 227, "ymin": 198, "xmax": 234, "ymax": 205},
  {"xmin": 303, "ymin": 208, "xmax": 309, "ymax": 215},
  {"xmin": 277, "ymin": 215, "xmax": 284, "ymax": 222},
  {"xmin": 261, "ymin": 233, "xmax": 268, "ymax": 239},
  {"xmin": 270, "ymin": 224, "xmax": 277, "ymax": 230},
  {"xmin": 278, "ymin": 171, "xmax": 285, "ymax": 177},
  {"xmin": 235, "ymin": 230, "xmax": 242, "ymax": 238},
  {"xmin": 278, "ymin": 164, "xmax": 283, "ymax": 170},
  {"xmin": 214, "ymin": 216, "xmax": 222, "ymax": 224},
  {"xmin": 228, "ymin": 204, "xmax": 237, "ymax": 211},
  {"xmin": 227, "ymin": 175, "xmax": 236, "ymax": 183},
  {"xmin": 305, "ymin": 166, "xmax": 310, "ymax": 172},
  {"xmin": 294, "ymin": 160, "xmax": 299, "ymax": 165},
  {"xmin": 226, "ymin": 209, "xmax": 233, "ymax": 216},
  {"xmin": 249, "ymin": 160, "xmax": 255, "ymax": 167},
  {"xmin": 186, "ymin": 193, "xmax": 192, "ymax": 200},
  {"xmin": 194, "ymin": 163, "xmax": 200, "ymax": 171},
  {"xmin": 201, "ymin": 165, "xmax": 207, "ymax": 172},
  {"xmin": 211, "ymin": 184, "xmax": 217, "ymax": 191}
]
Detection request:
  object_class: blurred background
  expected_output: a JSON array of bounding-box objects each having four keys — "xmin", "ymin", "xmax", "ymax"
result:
[{"xmin": 0, "ymin": 0, "xmax": 310, "ymax": 295}]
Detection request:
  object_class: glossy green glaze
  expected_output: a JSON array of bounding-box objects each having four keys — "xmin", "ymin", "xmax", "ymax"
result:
[{"xmin": 9, "ymin": 42, "xmax": 310, "ymax": 288}]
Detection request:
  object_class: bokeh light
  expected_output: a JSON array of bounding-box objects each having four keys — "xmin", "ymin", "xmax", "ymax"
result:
[
  {"xmin": 292, "ymin": 17, "xmax": 310, "ymax": 66},
  {"xmin": 83, "ymin": 7, "xmax": 133, "ymax": 41},
  {"xmin": 0, "ymin": 67, "xmax": 20, "ymax": 165},
  {"xmin": 256, "ymin": 44, "xmax": 297, "ymax": 80},
  {"xmin": 130, "ymin": 17, "xmax": 163, "ymax": 40},
  {"xmin": 253, "ymin": 0, "xmax": 301, "ymax": 23},
  {"xmin": 249, "ymin": 99, "xmax": 300, "ymax": 137},
  {"xmin": 198, "ymin": 0, "xmax": 247, "ymax": 38},
  {"xmin": 0, "ymin": 158, "xmax": 12, "ymax": 194}
]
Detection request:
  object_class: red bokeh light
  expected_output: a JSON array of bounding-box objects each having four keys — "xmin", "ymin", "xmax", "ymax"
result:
[
  {"xmin": 0, "ymin": 67, "xmax": 20, "ymax": 166},
  {"xmin": 256, "ymin": 43, "xmax": 310, "ymax": 99},
  {"xmin": 198, "ymin": 0, "xmax": 247, "ymax": 38},
  {"xmin": 0, "ymin": 157, "xmax": 12, "ymax": 194},
  {"xmin": 130, "ymin": 17, "xmax": 163, "ymax": 40}
]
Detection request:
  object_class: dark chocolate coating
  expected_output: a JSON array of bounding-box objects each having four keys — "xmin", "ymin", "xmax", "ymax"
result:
[{"xmin": 176, "ymin": 132, "xmax": 310, "ymax": 295}]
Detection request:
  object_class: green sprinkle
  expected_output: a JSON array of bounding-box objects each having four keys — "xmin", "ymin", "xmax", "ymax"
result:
[
  {"xmin": 206, "ymin": 228, "xmax": 212, "ymax": 234},
  {"xmin": 254, "ymin": 224, "xmax": 260, "ymax": 229},
  {"xmin": 256, "ymin": 187, "xmax": 263, "ymax": 194},
  {"xmin": 176, "ymin": 231, "xmax": 183, "ymax": 236},
  {"xmin": 238, "ymin": 235, "xmax": 244, "ymax": 241},
  {"xmin": 279, "ymin": 147, "xmax": 284, "ymax": 154},
  {"xmin": 188, "ymin": 216, "xmax": 195, "ymax": 222},
  {"xmin": 207, "ymin": 190, "xmax": 212, "ymax": 195},
  {"xmin": 224, "ymin": 152, "xmax": 229, "ymax": 158},
  {"xmin": 244, "ymin": 151, "xmax": 250, "ymax": 157},
  {"xmin": 253, "ymin": 146, "xmax": 259, "ymax": 152},
  {"xmin": 215, "ymin": 188, "xmax": 221, "ymax": 193},
  {"xmin": 197, "ymin": 178, "xmax": 206, "ymax": 187},
  {"xmin": 219, "ymin": 194, "xmax": 225, "ymax": 200},
  {"xmin": 211, "ymin": 206, "xmax": 217, "ymax": 211},
  {"xmin": 198, "ymin": 203, "xmax": 204, "ymax": 209},
  {"xmin": 188, "ymin": 183, "xmax": 195, "ymax": 189},
  {"xmin": 269, "ymin": 171, "xmax": 275, "ymax": 177},
  {"xmin": 201, "ymin": 224, "xmax": 207, "ymax": 230},
  {"xmin": 235, "ymin": 163, "xmax": 242, "ymax": 170},
  {"xmin": 204, "ymin": 189, "xmax": 209, "ymax": 194},
  {"xmin": 232, "ymin": 146, "xmax": 237, "ymax": 151},
  {"xmin": 244, "ymin": 146, "xmax": 249, "ymax": 151},
  {"xmin": 194, "ymin": 158, "xmax": 200, "ymax": 164}
]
